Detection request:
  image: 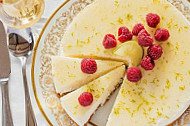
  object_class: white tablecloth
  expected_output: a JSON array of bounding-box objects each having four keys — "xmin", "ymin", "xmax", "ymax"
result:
[{"xmin": 0, "ymin": 0, "xmax": 66, "ymax": 126}]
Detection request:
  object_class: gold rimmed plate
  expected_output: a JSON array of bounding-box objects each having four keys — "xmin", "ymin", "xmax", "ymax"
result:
[{"xmin": 31, "ymin": 0, "xmax": 190, "ymax": 125}]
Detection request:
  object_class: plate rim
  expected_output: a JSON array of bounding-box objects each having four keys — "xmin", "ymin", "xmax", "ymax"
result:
[
  {"xmin": 31, "ymin": 0, "xmax": 71, "ymax": 125},
  {"xmin": 31, "ymin": 0, "xmax": 190, "ymax": 126}
]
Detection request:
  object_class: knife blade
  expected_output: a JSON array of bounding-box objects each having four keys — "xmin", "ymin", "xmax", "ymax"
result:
[
  {"xmin": 0, "ymin": 21, "xmax": 13, "ymax": 126},
  {"xmin": 0, "ymin": 21, "xmax": 11, "ymax": 79}
]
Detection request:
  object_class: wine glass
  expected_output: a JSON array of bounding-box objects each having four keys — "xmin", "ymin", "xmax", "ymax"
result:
[{"xmin": 0, "ymin": 0, "xmax": 45, "ymax": 28}]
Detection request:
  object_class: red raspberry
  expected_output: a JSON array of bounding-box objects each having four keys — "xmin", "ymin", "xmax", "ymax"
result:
[
  {"xmin": 146, "ymin": 13, "xmax": 160, "ymax": 28},
  {"xmin": 118, "ymin": 26, "xmax": 133, "ymax": 43},
  {"xmin": 127, "ymin": 67, "xmax": 142, "ymax": 82},
  {"xmin": 154, "ymin": 28, "xmax": 170, "ymax": 41},
  {"xmin": 81, "ymin": 58, "xmax": 97, "ymax": 74},
  {"xmin": 132, "ymin": 23, "xmax": 145, "ymax": 36},
  {"xmin": 147, "ymin": 44, "xmax": 163, "ymax": 60},
  {"xmin": 140, "ymin": 55, "xmax": 155, "ymax": 70},
  {"xmin": 103, "ymin": 34, "xmax": 117, "ymax": 49},
  {"xmin": 137, "ymin": 29, "xmax": 153, "ymax": 47},
  {"xmin": 78, "ymin": 92, "xmax": 93, "ymax": 107}
]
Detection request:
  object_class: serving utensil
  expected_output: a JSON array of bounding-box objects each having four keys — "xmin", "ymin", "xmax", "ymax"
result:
[
  {"xmin": 0, "ymin": 21, "xmax": 14, "ymax": 126},
  {"xmin": 7, "ymin": 27, "xmax": 37, "ymax": 126}
]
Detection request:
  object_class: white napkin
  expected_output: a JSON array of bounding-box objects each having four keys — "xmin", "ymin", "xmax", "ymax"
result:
[{"xmin": 0, "ymin": 0, "xmax": 66, "ymax": 126}]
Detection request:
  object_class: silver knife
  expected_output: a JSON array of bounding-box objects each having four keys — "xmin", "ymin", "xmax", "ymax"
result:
[{"xmin": 0, "ymin": 21, "xmax": 14, "ymax": 126}]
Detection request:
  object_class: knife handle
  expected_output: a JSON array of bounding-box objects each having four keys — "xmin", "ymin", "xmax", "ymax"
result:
[{"xmin": 1, "ymin": 82, "xmax": 14, "ymax": 126}]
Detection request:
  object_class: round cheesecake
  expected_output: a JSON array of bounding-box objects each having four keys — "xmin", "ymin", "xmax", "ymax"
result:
[{"xmin": 52, "ymin": 0, "xmax": 190, "ymax": 125}]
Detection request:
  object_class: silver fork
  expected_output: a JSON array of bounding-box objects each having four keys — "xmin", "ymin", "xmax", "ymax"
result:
[{"xmin": 7, "ymin": 27, "xmax": 37, "ymax": 126}]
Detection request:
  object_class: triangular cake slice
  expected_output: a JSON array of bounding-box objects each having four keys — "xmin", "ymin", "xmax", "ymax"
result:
[
  {"xmin": 52, "ymin": 56, "xmax": 124, "ymax": 94},
  {"xmin": 60, "ymin": 65, "xmax": 125, "ymax": 126}
]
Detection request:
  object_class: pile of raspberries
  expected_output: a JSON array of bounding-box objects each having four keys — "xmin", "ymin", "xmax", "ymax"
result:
[{"xmin": 102, "ymin": 13, "xmax": 170, "ymax": 82}]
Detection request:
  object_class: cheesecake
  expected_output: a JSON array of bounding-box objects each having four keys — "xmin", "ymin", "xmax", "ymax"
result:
[
  {"xmin": 60, "ymin": 65, "xmax": 125, "ymax": 126},
  {"xmin": 56, "ymin": 0, "xmax": 190, "ymax": 125},
  {"xmin": 52, "ymin": 56, "xmax": 123, "ymax": 94}
]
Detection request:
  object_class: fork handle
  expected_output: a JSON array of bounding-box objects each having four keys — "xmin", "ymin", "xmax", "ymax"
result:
[
  {"xmin": 1, "ymin": 81, "xmax": 14, "ymax": 126},
  {"xmin": 20, "ymin": 57, "xmax": 37, "ymax": 126}
]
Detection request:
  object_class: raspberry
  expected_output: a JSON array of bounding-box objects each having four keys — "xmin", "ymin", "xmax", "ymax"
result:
[
  {"xmin": 103, "ymin": 34, "xmax": 117, "ymax": 49},
  {"xmin": 137, "ymin": 29, "xmax": 153, "ymax": 47},
  {"xmin": 140, "ymin": 55, "xmax": 155, "ymax": 70},
  {"xmin": 132, "ymin": 23, "xmax": 145, "ymax": 36},
  {"xmin": 78, "ymin": 92, "xmax": 93, "ymax": 107},
  {"xmin": 81, "ymin": 58, "xmax": 97, "ymax": 74},
  {"xmin": 154, "ymin": 28, "xmax": 170, "ymax": 41},
  {"xmin": 146, "ymin": 13, "xmax": 160, "ymax": 28},
  {"xmin": 127, "ymin": 67, "xmax": 142, "ymax": 82},
  {"xmin": 147, "ymin": 44, "xmax": 163, "ymax": 60},
  {"xmin": 118, "ymin": 26, "xmax": 133, "ymax": 43}
]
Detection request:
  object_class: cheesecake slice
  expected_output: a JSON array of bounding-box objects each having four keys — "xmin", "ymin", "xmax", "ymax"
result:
[
  {"xmin": 60, "ymin": 65, "xmax": 125, "ymax": 126},
  {"xmin": 52, "ymin": 56, "xmax": 123, "ymax": 94}
]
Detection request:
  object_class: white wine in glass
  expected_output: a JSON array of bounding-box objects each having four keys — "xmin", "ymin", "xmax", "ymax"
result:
[{"xmin": 0, "ymin": 0, "xmax": 45, "ymax": 28}]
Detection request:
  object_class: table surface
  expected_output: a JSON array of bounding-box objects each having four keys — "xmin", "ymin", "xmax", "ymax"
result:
[{"xmin": 0, "ymin": 0, "xmax": 66, "ymax": 126}]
